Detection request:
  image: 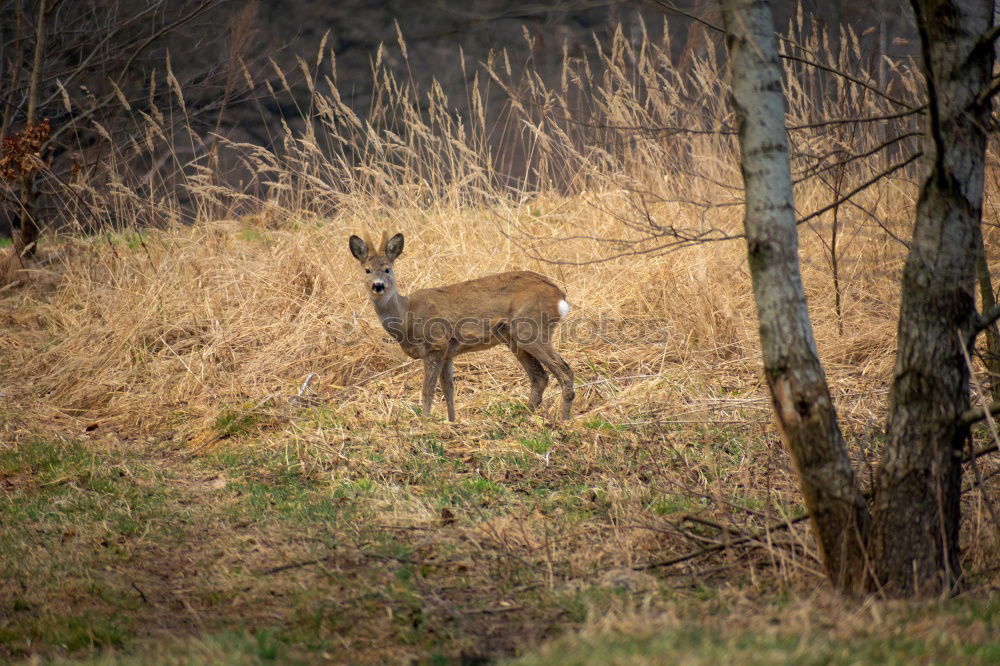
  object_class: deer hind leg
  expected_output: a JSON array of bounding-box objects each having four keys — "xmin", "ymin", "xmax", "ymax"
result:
[
  {"xmin": 421, "ymin": 352, "xmax": 447, "ymax": 418},
  {"xmin": 438, "ymin": 357, "xmax": 456, "ymax": 422},
  {"xmin": 519, "ymin": 341, "xmax": 574, "ymax": 420},
  {"xmin": 513, "ymin": 347, "xmax": 548, "ymax": 410}
]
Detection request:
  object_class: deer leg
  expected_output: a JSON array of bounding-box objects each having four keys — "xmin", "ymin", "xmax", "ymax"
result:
[
  {"xmin": 438, "ymin": 358, "xmax": 456, "ymax": 422},
  {"xmin": 422, "ymin": 352, "xmax": 446, "ymax": 418},
  {"xmin": 514, "ymin": 348, "xmax": 548, "ymax": 410},
  {"xmin": 520, "ymin": 342, "xmax": 574, "ymax": 420}
]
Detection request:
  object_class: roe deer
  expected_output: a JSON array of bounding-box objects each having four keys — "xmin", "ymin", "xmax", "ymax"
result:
[{"xmin": 349, "ymin": 231, "xmax": 574, "ymax": 421}]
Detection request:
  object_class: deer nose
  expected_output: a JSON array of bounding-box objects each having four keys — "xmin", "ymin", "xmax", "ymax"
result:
[{"xmin": 372, "ymin": 282, "xmax": 385, "ymax": 293}]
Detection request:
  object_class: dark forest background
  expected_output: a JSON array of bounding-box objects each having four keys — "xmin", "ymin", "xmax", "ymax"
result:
[{"xmin": 0, "ymin": 0, "xmax": 914, "ymax": 238}]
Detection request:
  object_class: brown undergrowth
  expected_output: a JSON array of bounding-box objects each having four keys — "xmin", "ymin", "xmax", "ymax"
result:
[
  {"xmin": 1, "ymin": 198, "xmax": 999, "ymax": 663},
  {"xmin": 1, "ymin": 16, "xmax": 1000, "ymax": 664}
]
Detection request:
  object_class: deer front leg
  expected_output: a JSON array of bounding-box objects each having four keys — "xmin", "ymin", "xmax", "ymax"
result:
[{"xmin": 421, "ymin": 351, "xmax": 446, "ymax": 418}]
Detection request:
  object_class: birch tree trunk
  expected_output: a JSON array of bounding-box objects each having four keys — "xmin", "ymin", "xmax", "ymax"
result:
[
  {"xmin": 719, "ymin": 0, "xmax": 871, "ymax": 593},
  {"xmin": 871, "ymin": 0, "xmax": 994, "ymax": 597},
  {"xmin": 719, "ymin": 0, "xmax": 995, "ymax": 598}
]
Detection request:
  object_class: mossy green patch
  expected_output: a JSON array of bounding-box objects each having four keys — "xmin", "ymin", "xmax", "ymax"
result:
[{"xmin": 213, "ymin": 404, "xmax": 261, "ymax": 439}]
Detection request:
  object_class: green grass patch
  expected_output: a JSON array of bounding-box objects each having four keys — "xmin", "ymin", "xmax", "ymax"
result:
[
  {"xmin": 237, "ymin": 226, "xmax": 269, "ymax": 244},
  {"xmin": 295, "ymin": 405, "xmax": 344, "ymax": 430},
  {"xmin": 0, "ymin": 439, "xmax": 179, "ymax": 660},
  {"xmin": 213, "ymin": 405, "xmax": 260, "ymax": 438},
  {"xmin": 45, "ymin": 629, "xmax": 290, "ymax": 665},
  {"xmin": 484, "ymin": 399, "xmax": 532, "ymax": 421},
  {"xmin": 649, "ymin": 492, "xmax": 699, "ymax": 515},
  {"xmin": 582, "ymin": 415, "xmax": 623, "ymax": 432},
  {"xmin": 226, "ymin": 472, "xmax": 349, "ymax": 524},
  {"xmin": 518, "ymin": 430, "xmax": 554, "ymax": 455},
  {"xmin": 435, "ymin": 476, "xmax": 508, "ymax": 508},
  {"xmin": 0, "ymin": 419, "xmax": 994, "ymax": 665},
  {"xmin": 96, "ymin": 230, "xmax": 148, "ymax": 250}
]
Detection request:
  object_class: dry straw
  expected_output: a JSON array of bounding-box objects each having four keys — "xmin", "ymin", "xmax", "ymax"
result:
[
  {"xmin": 2, "ymin": 17, "xmax": 929, "ymax": 432},
  {"xmin": 0, "ymin": 15, "xmax": 997, "ymax": 578}
]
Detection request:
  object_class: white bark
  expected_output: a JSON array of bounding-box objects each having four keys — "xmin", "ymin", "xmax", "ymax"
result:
[{"xmin": 719, "ymin": 0, "xmax": 870, "ymax": 592}]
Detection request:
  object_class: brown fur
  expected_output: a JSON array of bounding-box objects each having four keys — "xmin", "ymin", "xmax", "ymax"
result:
[{"xmin": 349, "ymin": 232, "xmax": 574, "ymax": 421}]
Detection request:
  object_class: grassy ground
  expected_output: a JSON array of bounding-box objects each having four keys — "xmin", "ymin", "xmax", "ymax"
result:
[
  {"xmin": 1, "ymin": 222, "xmax": 999, "ymax": 663},
  {"xmin": 2, "ymin": 404, "xmax": 999, "ymax": 664},
  {"xmin": 1, "ymin": 23, "xmax": 999, "ymax": 661}
]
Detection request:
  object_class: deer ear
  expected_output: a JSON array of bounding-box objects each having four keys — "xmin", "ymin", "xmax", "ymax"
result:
[
  {"xmin": 349, "ymin": 235, "xmax": 368, "ymax": 262},
  {"xmin": 385, "ymin": 233, "xmax": 404, "ymax": 261}
]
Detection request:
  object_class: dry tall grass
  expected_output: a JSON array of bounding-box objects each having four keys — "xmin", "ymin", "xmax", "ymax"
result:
[
  {"xmin": 1, "ymin": 18, "xmax": 921, "ymax": 424},
  {"xmin": 1, "ymin": 13, "xmax": 998, "ymax": 589}
]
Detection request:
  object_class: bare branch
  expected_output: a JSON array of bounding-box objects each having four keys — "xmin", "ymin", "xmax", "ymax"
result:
[
  {"xmin": 958, "ymin": 334, "xmax": 1000, "ymax": 537},
  {"xmin": 635, "ymin": 512, "xmax": 811, "ymax": 571},
  {"xmin": 974, "ymin": 303, "xmax": 1000, "ymax": 337},
  {"xmin": 648, "ymin": 0, "xmax": 723, "ymax": 35},
  {"xmin": 796, "ymin": 152, "xmax": 923, "ymax": 227},
  {"xmin": 0, "ymin": 0, "xmax": 26, "ymax": 138},
  {"xmin": 971, "ymin": 23, "xmax": 1000, "ymax": 65},
  {"xmin": 965, "ymin": 442, "xmax": 999, "ymax": 461},
  {"xmin": 36, "ymin": 0, "xmax": 168, "ymax": 111},
  {"xmin": 960, "ymin": 401, "xmax": 1000, "ymax": 427},
  {"xmin": 557, "ymin": 109, "xmax": 924, "ymax": 138},
  {"xmin": 780, "ymin": 52, "xmax": 918, "ymax": 111},
  {"xmin": 979, "ymin": 76, "xmax": 1000, "ymax": 105},
  {"xmin": 842, "ymin": 193, "xmax": 911, "ymax": 249},
  {"xmin": 651, "ymin": 0, "xmax": 919, "ymax": 110},
  {"xmin": 787, "ymin": 107, "xmax": 924, "ymax": 131},
  {"xmin": 909, "ymin": 0, "xmax": 946, "ymax": 175},
  {"xmin": 792, "ymin": 131, "xmax": 922, "ymax": 185}
]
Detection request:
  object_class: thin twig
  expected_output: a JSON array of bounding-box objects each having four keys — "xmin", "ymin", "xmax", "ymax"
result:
[
  {"xmin": 259, "ymin": 549, "xmax": 453, "ymax": 576},
  {"xmin": 259, "ymin": 555, "xmax": 335, "ymax": 576},
  {"xmin": 960, "ymin": 403, "xmax": 1000, "ymax": 427},
  {"xmin": 787, "ymin": 107, "xmax": 924, "ymax": 131},
  {"xmin": 958, "ymin": 331, "xmax": 1000, "ymax": 537},
  {"xmin": 965, "ymin": 443, "xmax": 999, "ymax": 462},
  {"xmin": 796, "ymin": 152, "xmax": 923, "ymax": 227},
  {"xmin": 974, "ymin": 303, "xmax": 1000, "ymax": 336},
  {"xmin": 131, "ymin": 581, "xmax": 148, "ymax": 603},
  {"xmin": 635, "ymin": 513, "xmax": 810, "ymax": 571}
]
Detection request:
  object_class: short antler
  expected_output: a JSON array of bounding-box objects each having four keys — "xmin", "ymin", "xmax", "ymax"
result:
[{"xmin": 356, "ymin": 230, "xmax": 372, "ymax": 253}]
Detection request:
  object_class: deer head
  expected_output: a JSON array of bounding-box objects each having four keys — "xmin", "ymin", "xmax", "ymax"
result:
[{"xmin": 349, "ymin": 231, "xmax": 405, "ymax": 302}]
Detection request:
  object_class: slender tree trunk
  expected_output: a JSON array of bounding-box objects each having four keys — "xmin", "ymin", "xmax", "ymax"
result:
[
  {"xmin": 975, "ymin": 248, "xmax": 1000, "ymax": 401},
  {"xmin": 719, "ymin": 0, "xmax": 871, "ymax": 593},
  {"xmin": 15, "ymin": 0, "xmax": 48, "ymax": 259},
  {"xmin": 871, "ymin": 0, "xmax": 994, "ymax": 598}
]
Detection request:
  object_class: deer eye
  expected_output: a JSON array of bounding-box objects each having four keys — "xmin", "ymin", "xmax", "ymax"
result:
[
  {"xmin": 365, "ymin": 269, "xmax": 371, "ymax": 274},
  {"xmin": 385, "ymin": 268, "xmax": 390, "ymax": 274}
]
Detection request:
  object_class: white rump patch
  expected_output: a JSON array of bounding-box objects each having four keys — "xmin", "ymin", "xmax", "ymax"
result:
[{"xmin": 557, "ymin": 299, "xmax": 570, "ymax": 318}]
